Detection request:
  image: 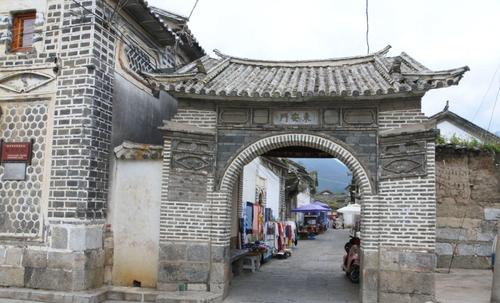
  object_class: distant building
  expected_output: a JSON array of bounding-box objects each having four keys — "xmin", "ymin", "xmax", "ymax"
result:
[{"xmin": 430, "ymin": 103, "xmax": 500, "ymax": 143}]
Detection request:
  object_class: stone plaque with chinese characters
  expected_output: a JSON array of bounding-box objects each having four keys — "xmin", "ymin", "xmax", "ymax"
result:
[{"xmin": 272, "ymin": 110, "xmax": 319, "ymax": 125}]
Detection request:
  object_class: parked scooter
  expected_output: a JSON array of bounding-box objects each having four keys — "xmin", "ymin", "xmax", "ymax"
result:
[{"xmin": 342, "ymin": 236, "xmax": 360, "ymax": 283}]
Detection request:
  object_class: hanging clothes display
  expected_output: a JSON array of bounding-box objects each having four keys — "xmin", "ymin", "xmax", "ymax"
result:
[
  {"xmin": 245, "ymin": 202, "xmax": 253, "ymax": 234},
  {"xmin": 252, "ymin": 204, "xmax": 259, "ymax": 237}
]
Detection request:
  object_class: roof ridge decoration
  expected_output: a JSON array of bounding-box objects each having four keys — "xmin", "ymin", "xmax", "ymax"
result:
[
  {"xmin": 212, "ymin": 45, "xmax": 392, "ymax": 67},
  {"xmin": 150, "ymin": 45, "xmax": 469, "ymax": 100}
]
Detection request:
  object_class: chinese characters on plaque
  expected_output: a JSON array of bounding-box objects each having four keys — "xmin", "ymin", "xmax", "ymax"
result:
[{"xmin": 272, "ymin": 110, "xmax": 318, "ymax": 125}]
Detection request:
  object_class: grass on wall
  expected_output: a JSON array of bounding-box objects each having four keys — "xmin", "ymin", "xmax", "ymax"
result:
[{"xmin": 437, "ymin": 134, "xmax": 500, "ymax": 153}]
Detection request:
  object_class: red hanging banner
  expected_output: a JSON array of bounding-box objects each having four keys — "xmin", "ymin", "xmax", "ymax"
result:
[{"xmin": 1, "ymin": 142, "xmax": 32, "ymax": 162}]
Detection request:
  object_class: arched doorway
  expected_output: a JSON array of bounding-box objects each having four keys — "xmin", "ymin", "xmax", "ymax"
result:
[
  {"xmin": 155, "ymin": 47, "xmax": 463, "ymax": 302},
  {"xmin": 216, "ymin": 133, "xmax": 375, "ymax": 301}
]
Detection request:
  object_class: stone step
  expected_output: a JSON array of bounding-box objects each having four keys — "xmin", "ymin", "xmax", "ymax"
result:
[
  {"xmin": 0, "ymin": 287, "xmax": 223, "ymax": 303},
  {"xmin": 156, "ymin": 291, "xmax": 222, "ymax": 303}
]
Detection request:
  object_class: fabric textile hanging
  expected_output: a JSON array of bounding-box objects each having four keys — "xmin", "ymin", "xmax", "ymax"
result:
[{"xmin": 245, "ymin": 202, "xmax": 253, "ymax": 234}]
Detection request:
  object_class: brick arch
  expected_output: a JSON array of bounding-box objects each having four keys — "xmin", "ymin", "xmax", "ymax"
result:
[{"xmin": 219, "ymin": 133, "xmax": 373, "ymax": 195}]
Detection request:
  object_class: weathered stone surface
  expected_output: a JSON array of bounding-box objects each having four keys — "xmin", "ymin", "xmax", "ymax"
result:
[
  {"xmin": 211, "ymin": 245, "xmax": 229, "ymax": 263},
  {"xmin": 360, "ymin": 249, "xmax": 379, "ymax": 270},
  {"xmin": 435, "ymin": 242, "xmax": 453, "ymax": 255},
  {"xmin": 24, "ymin": 267, "xmax": 73, "ymax": 290},
  {"xmin": 158, "ymin": 262, "xmax": 209, "ymax": 283},
  {"xmin": 379, "ymin": 249, "xmax": 435, "ymax": 273},
  {"xmin": 51, "ymin": 226, "xmax": 68, "ymax": 249},
  {"xmin": 23, "ymin": 249, "xmax": 47, "ymax": 268},
  {"xmin": 437, "ymin": 255, "xmax": 492, "ymax": 269},
  {"xmin": 5, "ymin": 247, "xmax": 23, "ymax": 266},
  {"xmin": 68, "ymin": 227, "xmax": 87, "ymax": 251},
  {"xmin": 187, "ymin": 243, "xmax": 210, "ymax": 262},
  {"xmin": 209, "ymin": 262, "xmax": 229, "ymax": 284},
  {"xmin": 160, "ymin": 243, "xmax": 187, "ymax": 262},
  {"xmin": 379, "ymin": 292, "xmax": 434, "ymax": 303},
  {"xmin": 85, "ymin": 226, "xmax": 103, "ymax": 250},
  {"xmin": 436, "ymin": 148, "xmax": 500, "ymax": 269},
  {"xmin": 436, "ymin": 227, "xmax": 467, "ymax": 241},
  {"xmin": 155, "ymin": 291, "xmax": 222, "ymax": 303},
  {"xmin": 379, "ymin": 270, "xmax": 434, "ymax": 295},
  {"xmin": 0, "ymin": 266, "xmax": 24, "ymax": 287},
  {"xmin": 484, "ymin": 208, "xmax": 500, "ymax": 221},
  {"xmin": 48, "ymin": 251, "xmax": 74, "ymax": 270}
]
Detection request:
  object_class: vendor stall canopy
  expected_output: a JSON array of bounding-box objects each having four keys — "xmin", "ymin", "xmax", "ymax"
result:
[
  {"xmin": 292, "ymin": 203, "xmax": 330, "ymax": 213},
  {"xmin": 148, "ymin": 45, "xmax": 469, "ymax": 101}
]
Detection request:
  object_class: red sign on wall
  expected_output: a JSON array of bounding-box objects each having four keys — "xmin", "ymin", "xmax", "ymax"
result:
[{"xmin": 1, "ymin": 142, "xmax": 32, "ymax": 162}]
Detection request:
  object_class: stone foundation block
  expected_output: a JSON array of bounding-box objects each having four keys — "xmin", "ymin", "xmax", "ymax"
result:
[
  {"xmin": 24, "ymin": 267, "xmax": 73, "ymax": 290},
  {"xmin": 379, "ymin": 270, "xmax": 434, "ymax": 295},
  {"xmin": 0, "ymin": 266, "xmax": 24, "ymax": 287},
  {"xmin": 379, "ymin": 292, "xmax": 434, "ymax": 303},
  {"xmin": 23, "ymin": 249, "xmax": 48, "ymax": 268},
  {"xmin": 159, "ymin": 242, "xmax": 187, "ymax": 262},
  {"xmin": 187, "ymin": 243, "xmax": 210, "ymax": 262},
  {"xmin": 158, "ymin": 262, "xmax": 209, "ymax": 283},
  {"xmin": 50, "ymin": 226, "xmax": 68, "ymax": 249},
  {"xmin": 5, "ymin": 247, "xmax": 23, "ymax": 266},
  {"xmin": 210, "ymin": 262, "xmax": 229, "ymax": 285},
  {"xmin": 379, "ymin": 248, "xmax": 436, "ymax": 273}
]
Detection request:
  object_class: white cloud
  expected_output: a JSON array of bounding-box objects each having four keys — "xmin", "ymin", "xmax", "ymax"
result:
[{"xmin": 148, "ymin": 0, "xmax": 500, "ymax": 133}]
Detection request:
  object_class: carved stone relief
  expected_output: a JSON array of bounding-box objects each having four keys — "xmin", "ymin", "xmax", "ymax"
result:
[
  {"xmin": 380, "ymin": 139, "xmax": 426, "ymax": 179},
  {"xmin": 171, "ymin": 139, "xmax": 214, "ymax": 174},
  {"xmin": 380, "ymin": 155, "xmax": 425, "ymax": 179},
  {"xmin": 0, "ymin": 72, "xmax": 54, "ymax": 93}
]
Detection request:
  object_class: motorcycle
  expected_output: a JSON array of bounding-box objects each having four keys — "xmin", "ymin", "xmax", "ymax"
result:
[{"xmin": 342, "ymin": 236, "xmax": 360, "ymax": 283}]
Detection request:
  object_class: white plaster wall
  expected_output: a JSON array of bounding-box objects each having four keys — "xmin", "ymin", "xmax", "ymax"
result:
[
  {"xmin": 0, "ymin": 0, "xmax": 46, "ymax": 14},
  {"xmin": 109, "ymin": 159, "xmax": 161, "ymax": 288},
  {"xmin": 296, "ymin": 187, "xmax": 312, "ymax": 207},
  {"xmin": 437, "ymin": 120, "xmax": 481, "ymax": 142},
  {"xmin": 242, "ymin": 157, "xmax": 281, "ymax": 219}
]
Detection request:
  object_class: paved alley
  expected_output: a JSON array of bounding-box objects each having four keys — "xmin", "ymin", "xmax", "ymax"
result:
[{"xmin": 223, "ymin": 228, "xmax": 359, "ymax": 303}]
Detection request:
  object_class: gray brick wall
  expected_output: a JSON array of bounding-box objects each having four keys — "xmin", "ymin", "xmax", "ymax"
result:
[
  {"xmin": 377, "ymin": 141, "xmax": 436, "ymax": 249},
  {"xmin": 47, "ymin": 0, "xmax": 115, "ymax": 220},
  {"xmin": 171, "ymin": 108, "xmax": 217, "ymax": 129},
  {"xmin": 379, "ymin": 109, "xmax": 428, "ymax": 130}
]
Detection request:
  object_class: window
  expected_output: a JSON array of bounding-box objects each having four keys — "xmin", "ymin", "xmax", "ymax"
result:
[{"xmin": 11, "ymin": 12, "xmax": 36, "ymax": 52}]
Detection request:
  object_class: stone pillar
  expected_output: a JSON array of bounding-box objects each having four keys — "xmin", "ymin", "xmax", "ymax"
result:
[
  {"xmin": 374, "ymin": 123, "xmax": 439, "ymax": 303},
  {"xmin": 158, "ymin": 121, "xmax": 216, "ymax": 292},
  {"xmin": 492, "ymin": 221, "xmax": 500, "ymax": 302}
]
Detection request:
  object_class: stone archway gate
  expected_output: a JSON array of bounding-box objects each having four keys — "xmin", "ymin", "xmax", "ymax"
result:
[{"xmin": 151, "ymin": 46, "xmax": 468, "ymax": 302}]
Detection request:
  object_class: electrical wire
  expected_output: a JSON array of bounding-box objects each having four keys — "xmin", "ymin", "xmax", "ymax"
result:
[
  {"xmin": 487, "ymin": 78, "xmax": 500, "ymax": 132},
  {"xmin": 472, "ymin": 61, "xmax": 500, "ymax": 122},
  {"xmin": 365, "ymin": 0, "xmax": 370, "ymax": 54}
]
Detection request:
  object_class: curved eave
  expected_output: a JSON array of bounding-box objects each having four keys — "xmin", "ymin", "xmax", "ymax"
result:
[{"xmin": 165, "ymin": 90, "xmax": 426, "ymax": 102}]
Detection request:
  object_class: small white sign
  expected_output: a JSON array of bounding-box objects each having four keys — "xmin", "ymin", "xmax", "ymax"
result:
[{"xmin": 2, "ymin": 162, "xmax": 27, "ymax": 181}]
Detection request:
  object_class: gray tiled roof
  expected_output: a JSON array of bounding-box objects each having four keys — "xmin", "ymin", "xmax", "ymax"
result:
[
  {"xmin": 122, "ymin": 0, "xmax": 205, "ymax": 56},
  {"xmin": 149, "ymin": 45, "xmax": 468, "ymax": 100}
]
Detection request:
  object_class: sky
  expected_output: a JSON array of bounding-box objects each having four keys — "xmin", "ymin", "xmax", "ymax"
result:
[{"xmin": 149, "ymin": 0, "xmax": 500, "ymax": 134}]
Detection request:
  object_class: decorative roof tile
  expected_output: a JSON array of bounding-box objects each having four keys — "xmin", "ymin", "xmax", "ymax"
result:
[{"xmin": 148, "ymin": 45, "xmax": 469, "ymax": 100}]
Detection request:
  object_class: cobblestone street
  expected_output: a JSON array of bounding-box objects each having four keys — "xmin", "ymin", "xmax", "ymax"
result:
[{"xmin": 223, "ymin": 228, "xmax": 359, "ymax": 303}]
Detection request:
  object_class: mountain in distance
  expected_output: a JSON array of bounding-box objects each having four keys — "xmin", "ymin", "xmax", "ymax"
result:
[{"xmin": 288, "ymin": 158, "xmax": 351, "ymax": 193}]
